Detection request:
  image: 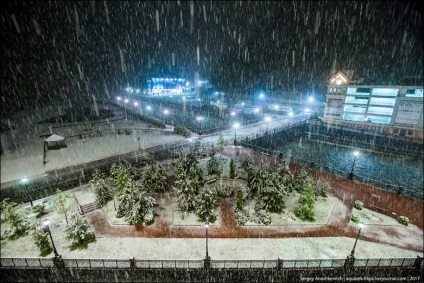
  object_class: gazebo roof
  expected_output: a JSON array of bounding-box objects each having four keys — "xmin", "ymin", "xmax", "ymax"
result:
[{"xmin": 44, "ymin": 134, "xmax": 65, "ymax": 142}]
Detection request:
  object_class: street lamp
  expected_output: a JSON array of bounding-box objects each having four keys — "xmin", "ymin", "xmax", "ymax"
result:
[
  {"xmin": 21, "ymin": 178, "xmax": 32, "ymax": 207},
  {"xmin": 288, "ymin": 112, "xmax": 294, "ymax": 126},
  {"xmin": 138, "ymin": 137, "xmax": 141, "ymax": 150},
  {"xmin": 349, "ymin": 151, "xmax": 360, "ymax": 180},
  {"xmin": 265, "ymin": 117, "xmax": 272, "ymax": 133},
  {"xmin": 349, "ymin": 222, "xmax": 364, "ymax": 258},
  {"xmin": 197, "ymin": 116, "xmax": 204, "ymax": 135},
  {"xmin": 233, "ymin": 122, "xmax": 240, "ymax": 144},
  {"xmin": 205, "ymin": 222, "xmax": 210, "ymax": 259},
  {"xmin": 43, "ymin": 219, "xmax": 59, "ymax": 257}
]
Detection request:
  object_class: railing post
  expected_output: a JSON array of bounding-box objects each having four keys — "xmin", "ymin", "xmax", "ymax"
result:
[{"xmin": 204, "ymin": 257, "xmax": 211, "ymax": 269}]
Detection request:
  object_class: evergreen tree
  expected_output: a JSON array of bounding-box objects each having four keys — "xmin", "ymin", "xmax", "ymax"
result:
[
  {"xmin": 293, "ymin": 169, "xmax": 313, "ymax": 193},
  {"xmin": 217, "ymin": 134, "xmax": 225, "ymax": 159},
  {"xmin": 195, "ymin": 188, "xmax": 218, "ymax": 222},
  {"xmin": 3, "ymin": 208, "xmax": 30, "ymax": 240},
  {"xmin": 236, "ymin": 189, "xmax": 244, "ymax": 210},
  {"xmin": 0, "ymin": 198, "xmax": 17, "ymax": 222},
  {"xmin": 53, "ymin": 189, "xmax": 72, "ymax": 224},
  {"xmin": 110, "ymin": 163, "xmax": 131, "ymax": 196},
  {"xmin": 277, "ymin": 163, "xmax": 295, "ymax": 192},
  {"xmin": 260, "ymin": 173, "xmax": 286, "ymax": 213},
  {"xmin": 230, "ymin": 158, "xmax": 236, "ymax": 179},
  {"xmin": 140, "ymin": 163, "xmax": 167, "ymax": 193},
  {"xmin": 294, "ymin": 183, "xmax": 316, "ymax": 221},
  {"xmin": 65, "ymin": 210, "xmax": 96, "ymax": 250},
  {"xmin": 90, "ymin": 169, "xmax": 113, "ymax": 207},
  {"xmin": 314, "ymin": 179, "xmax": 330, "ymax": 199},
  {"xmin": 207, "ymin": 154, "xmax": 222, "ymax": 177},
  {"xmin": 116, "ymin": 180, "xmax": 157, "ymax": 225},
  {"xmin": 31, "ymin": 222, "xmax": 53, "ymax": 256}
]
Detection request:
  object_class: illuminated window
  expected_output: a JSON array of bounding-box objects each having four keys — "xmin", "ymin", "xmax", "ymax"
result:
[
  {"xmin": 369, "ymin": 97, "xmax": 396, "ymax": 106},
  {"xmin": 366, "ymin": 115, "xmax": 391, "ymax": 124},
  {"xmin": 336, "ymin": 79, "xmax": 342, "ymax": 85},
  {"xmin": 367, "ymin": 107, "xmax": 393, "ymax": 116},
  {"xmin": 406, "ymin": 89, "xmax": 423, "ymax": 98},
  {"xmin": 343, "ymin": 113, "xmax": 365, "ymax": 122},
  {"xmin": 371, "ymin": 88, "xmax": 398, "ymax": 97},
  {"xmin": 345, "ymin": 96, "xmax": 369, "ymax": 104},
  {"xmin": 344, "ymin": 105, "xmax": 367, "ymax": 113}
]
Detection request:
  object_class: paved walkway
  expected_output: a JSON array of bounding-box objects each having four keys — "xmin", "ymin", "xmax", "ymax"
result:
[{"xmin": 85, "ymin": 146, "xmax": 423, "ymax": 254}]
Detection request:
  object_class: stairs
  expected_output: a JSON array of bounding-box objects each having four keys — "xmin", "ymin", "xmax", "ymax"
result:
[{"xmin": 80, "ymin": 202, "xmax": 100, "ymax": 214}]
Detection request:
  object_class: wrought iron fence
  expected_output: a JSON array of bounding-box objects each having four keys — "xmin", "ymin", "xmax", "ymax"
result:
[{"xmin": 2, "ymin": 257, "xmax": 421, "ymax": 270}]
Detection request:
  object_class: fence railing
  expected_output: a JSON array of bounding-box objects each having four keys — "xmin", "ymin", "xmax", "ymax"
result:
[{"xmin": 1, "ymin": 257, "xmax": 421, "ymax": 270}]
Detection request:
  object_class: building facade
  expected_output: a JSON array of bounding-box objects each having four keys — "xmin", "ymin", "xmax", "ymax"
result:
[
  {"xmin": 146, "ymin": 78, "xmax": 188, "ymax": 95},
  {"xmin": 322, "ymin": 70, "xmax": 423, "ymax": 142}
]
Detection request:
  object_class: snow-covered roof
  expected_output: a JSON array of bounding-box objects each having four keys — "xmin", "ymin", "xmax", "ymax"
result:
[{"xmin": 44, "ymin": 134, "xmax": 65, "ymax": 142}]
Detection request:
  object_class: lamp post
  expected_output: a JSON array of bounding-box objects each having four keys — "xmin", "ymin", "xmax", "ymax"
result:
[
  {"xmin": 43, "ymin": 219, "xmax": 59, "ymax": 257},
  {"xmin": 138, "ymin": 136, "xmax": 141, "ymax": 150},
  {"xmin": 205, "ymin": 222, "xmax": 210, "ymax": 259},
  {"xmin": 21, "ymin": 178, "xmax": 32, "ymax": 207},
  {"xmin": 349, "ymin": 151, "xmax": 359, "ymax": 180},
  {"xmin": 233, "ymin": 122, "xmax": 240, "ymax": 145},
  {"xmin": 288, "ymin": 112, "xmax": 293, "ymax": 126},
  {"xmin": 349, "ymin": 222, "xmax": 364, "ymax": 258},
  {"xmin": 197, "ymin": 116, "xmax": 203, "ymax": 135},
  {"xmin": 265, "ymin": 117, "xmax": 271, "ymax": 133}
]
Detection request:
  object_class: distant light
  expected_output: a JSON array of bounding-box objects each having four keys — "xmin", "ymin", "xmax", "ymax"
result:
[
  {"xmin": 116, "ymin": 97, "xmax": 121, "ymax": 101},
  {"xmin": 198, "ymin": 98, "xmax": 201, "ymax": 101},
  {"xmin": 189, "ymin": 138, "xmax": 193, "ymax": 142},
  {"xmin": 289, "ymin": 112, "xmax": 294, "ymax": 116},
  {"xmin": 126, "ymin": 87, "xmax": 131, "ymax": 92},
  {"xmin": 265, "ymin": 117, "xmax": 271, "ymax": 122},
  {"xmin": 196, "ymin": 116, "xmax": 203, "ymax": 121},
  {"xmin": 259, "ymin": 93, "xmax": 264, "ymax": 99},
  {"xmin": 241, "ymin": 102, "xmax": 245, "ymax": 106},
  {"xmin": 163, "ymin": 109, "xmax": 169, "ymax": 115},
  {"xmin": 124, "ymin": 98, "xmax": 129, "ymax": 103},
  {"xmin": 136, "ymin": 89, "xmax": 140, "ymax": 94},
  {"xmin": 134, "ymin": 102, "xmax": 138, "ymax": 106},
  {"xmin": 354, "ymin": 151, "xmax": 359, "ymax": 157},
  {"xmin": 274, "ymin": 105, "xmax": 279, "ymax": 110},
  {"xmin": 205, "ymin": 222, "xmax": 209, "ymax": 228},
  {"xmin": 230, "ymin": 111, "xmax": 236, "ymax": 116},
  {"xmin": 308, "ymin": 96, "xmax": 314, "ymax": 102},
  {"xmin": 186, "ymin": 82, "xmax": 190, "ymax": 86},
  {"xmin": 336, "ymin": 79, "xmax": 342, "ymax": 85},
  {"xmin": 359, "ymin": 222, "xmax": 364, "ymax": 228},
  {"xmin": 217, "ymin": 100, "xmax": 220, "ymax": 103},
  {"xmin": 254, "ymin": 108, "xmax": 260, "ymax": 113},
  {"xmin": 21, "ymin": 178, "xmax": 28, "ymax": 184},
  {"xmin": 146, "ymin": 106, "xmax": 151, "ymax": 110},
  {"xmin": 305, "ymin": 108, "xmax": 310, "ymax": 112},
  {"xmin": 182, "ymin": 97, "xmax": 185, "ymax": 100},
  {"xmin": 233, "ymin": 122, "xmax": 240, "ymax": 129}
]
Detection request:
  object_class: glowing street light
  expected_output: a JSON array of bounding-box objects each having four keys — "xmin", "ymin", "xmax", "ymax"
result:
[
  {"xmin": 21, "ymin": 178, "xmax": 32, "ymax": 207},
  {"xmin": 43, "ymin": 219, "xmax": 59, "ymax": 257},
  {"xmin": 308, "ymin": 96, "xmax": 314, "ymax": 102},
  {"xmin": 230, "ymin": 111, "xmax": 236, "ymax": 117},
  {"xmin": 124, "ymin": 98, "xmax": 129, "ymax": 104},
  {"xmin": 348, "ymin": 222, "xmax": 364, "ymax": 259},
  {"xmin": 259, "ymin": 93, "xmax": 265, "ymax": 99},
  {"xmin": 116, "ymin": 96, "xmax": 121, "ymax": 101},
  {"xmin": 134, "ymin": 102, "xmax": 138, "ymax": 107},
  {"xmin": 288, "ymin": 111, "xmax": 294, "ymax": 126},
  {"xmin": 265, "ymin": 117, "xmax": 272, "ymax": 133},
  {"xmin": 205, "ymin": 222, "xmax": 210, "ymax": 259},
  {"xmin": 349, "ymin": 151, "xmax": 360, "ymax": 180}
]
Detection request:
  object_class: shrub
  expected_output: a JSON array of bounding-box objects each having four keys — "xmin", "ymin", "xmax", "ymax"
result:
[
  {"xmin": 65, "ymin": 211, "xmax": 96, "ymax": 250},
  {"xmin": 353, "ymin": 200, "xmax": 364, "ymax": 210},
  {"xmin": 173, "ymin": 125, "xmax": 190, "ymax": 137},
  {"xmin": 397, "ymin": 216, "xmax": 410, "ymax": 226},
  {"xmin": 235, "ymin": 208, "xmax": 249, "ymax": 225},
  {"xmin": 31, "ymin": 223, "xmax": 53, "ymax": 257},
  {"xmin": 351, "ymin": 215, "xmax": 360, "ymax": 223},
  {"xmin": 3, "ymin": 210, "xmax": 31, "ymax": 240},
  {"xmin": 236, "ymin": 189, "xmax": 244, "ymax": 210},
  {"xmin": 251, "ymin": 210, "xmax": 271, "ymax": 225},
  {"xmin": 32, "ymin": 203, "xmax": 48, "ymax": 218},
  {"xmin": 216, "ymin": 186, "xmax": 234, "ymax": 198}
]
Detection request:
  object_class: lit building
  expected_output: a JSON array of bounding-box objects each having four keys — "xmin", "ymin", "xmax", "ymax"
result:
[
  {"xmin": 146, "ymin": 78, "xmax": 187, "ymax": 95},
  {"xmin": 322, "ymin": 70, "xmax": 423, "ymax": 141}
]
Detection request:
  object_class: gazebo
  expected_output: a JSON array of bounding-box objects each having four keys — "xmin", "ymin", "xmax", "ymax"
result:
[{"xmin": 44, "ymin": 134, "xmax": 66, "ymax": 150}]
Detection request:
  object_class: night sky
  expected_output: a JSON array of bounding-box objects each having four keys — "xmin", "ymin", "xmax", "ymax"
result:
[{"xmin": 1, "ymin": 1, "xmax": 423, "ymax": 115}]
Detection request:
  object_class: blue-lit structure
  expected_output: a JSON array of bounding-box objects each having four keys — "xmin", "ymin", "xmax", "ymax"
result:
[{"xmin": 146, "ymin": 78, "xmax": 187, "ymax": 95}]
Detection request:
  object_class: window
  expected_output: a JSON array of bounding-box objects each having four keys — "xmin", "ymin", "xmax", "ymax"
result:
[
  {"xmin": 367, "ymin": 106, "xmax": 393, "ymax": 116},
  {"xmin": 369, "ymin": 97, "xmax": 396, "ymax": 106},
  {"xmin": 344, "ymin": 105, "xmax": 367, "ymax": 113},
  {"xmin": 394, "ymin": 128, "xmax": 399, "ymax": 134},
  {"xmin": 371, "ymin": 88, "xmax": 398, "ymax": 97},
  {"xmin": 407, "ymin": 130, "xmax": 414, "ymax": 135},
  {"xmin": 345, "ymin": 96, "xmax": 369, "ymax": 104},
  {"xmin": 405, "ymin": 89, "xmax": 423, "ymax": 98},
  {"xmin": 347, "ymin": 87, "xmax": 371, "ymax": 95},
  {"xmin": 343, "ymin": 113, "xmax": 365, "ymax": 122},
  {"xmin": 366, "ymin": 115, "xmax": 391, "ymax": 124}
]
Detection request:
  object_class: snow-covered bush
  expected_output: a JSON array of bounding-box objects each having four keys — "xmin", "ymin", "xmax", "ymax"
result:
[
  {"xmin": 174, "ymin": 124, "xmax": 190, "ymax": 137},
  {"xmin": 31, "ymin": 222, "xmax": 53, "ymax": 256},
  {"xmin": 294, "ymin": 183, "xmax": 316, "ymax": 222},
  {"xmin": 353, "ymin": 200, "xmax": 364, "ymax": 210},
  {"xmin": 32, "ymin": 203, "xmax": 48, "ymax": 218},
  {"xmin": 207, "ymin": 155, "xmax": 222, "ymax": 177},
  {"xmin": 314, "ymin": 179, "xmax": 330, "ymax": 199},
  {"xmin": 90, "ymin": 169, "xmax": 113, "ymax": 207},
  {"xmin": 351, "ymin": 214, "xmax": 360, "ymax": 223},
  {"xmin": 195, "ymin": 188, "xmax": 218, "ymax": 223},
  {"xmin": 216, "ymin": 185, "xmax": 234, "ymax": 197},
  {"xmin": 3, "ymin": 209, "xmax": 31, "ymax": 240},
  {"xmin": 0, "ymin": 198, "xmax": 17, "ymax": 222},
  {"xmin": 397, "ymin": 216, "xmax": 410, "ymax": 226},
  {"xmin": 235, "ymin": 208, "xmax": 249, "ymax": 225},
  {"xmin": 65, "ymin": 211, "xmax": 96, "ymax": 250},
  {"xmin": 251, "ymin": 209, "xmax": 271, "ymax": 225}
]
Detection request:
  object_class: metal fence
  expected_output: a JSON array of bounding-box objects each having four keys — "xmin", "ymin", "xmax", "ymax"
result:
[{"xmin": 2, "ymin": 257, "xmax": 421, "ymax": 270}]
